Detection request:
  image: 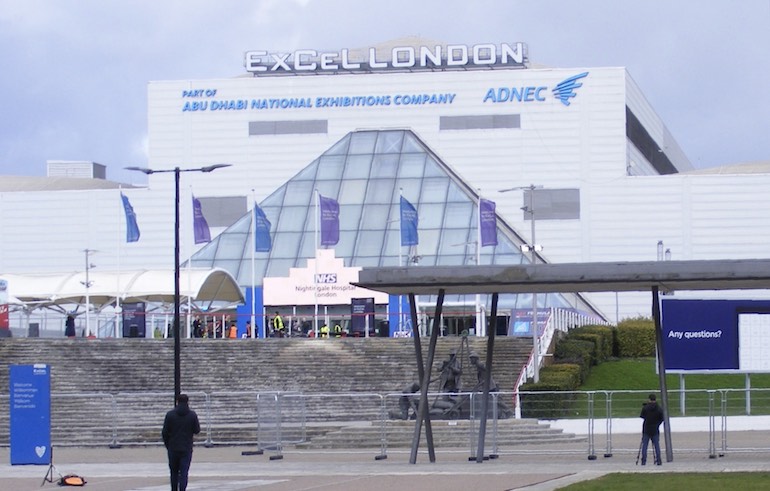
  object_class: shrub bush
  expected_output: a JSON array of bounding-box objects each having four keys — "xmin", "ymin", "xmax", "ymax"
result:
[
  {"xmin": 568, "ymin": 332, "xmax": 603, "ymax": 364},
  {"xmin": 616, "ymin": 317, "xmax": 656, "ymax": 357},
  {"xmin": 539, "ymin": 363, "xmax": 582, "ymax": 389},
  {"xmin": 554, "ymin": 338, "xmax": 595, "ymax": 366},
  {"xmin": 572, "ymin": 325, "xmax": 615, "ymax": 360},
  {"xmin": 519, "ymin": 382, "xmax": 578, "ymax": 419}
]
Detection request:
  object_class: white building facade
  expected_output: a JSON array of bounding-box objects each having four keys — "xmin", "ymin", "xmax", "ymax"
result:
[{"xmin": 1, "ymin": 40, "xmax": 767, "ymax": 326}]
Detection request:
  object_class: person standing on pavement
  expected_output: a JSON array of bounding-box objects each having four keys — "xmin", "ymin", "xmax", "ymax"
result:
[
  {"xmin": 639, "ymin": 393, "xmax": 664, "ymax": 465},
  {"xmin": 272, "ymin": 311, "xmax": 285, "ymax": 337},
  {"xmin": 162, "ymin": 393, "xmax": 200, "ymax": 491}
]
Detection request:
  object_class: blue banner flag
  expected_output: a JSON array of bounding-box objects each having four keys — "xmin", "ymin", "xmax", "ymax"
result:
[
  {"xmin": 479, "ymin": 198, "xmax": 498, "ymax": 247},
  {"xmin": 400, "ymin": 196, "xmax": 419, "ymax": 246},
  {"xmin": 120, "ymin": 192, "xmax": 140, "ymax": 243},
  {"xmin": 192, "ymin": 195, "xmax": 211, "ymax": 244},
  {"xmin": 319, "ymin": 195, "xmax": 340, "ymax": 246},
  {"xmin": 254, "ymin": 204, "xmax": 272, "ymax": 252}
]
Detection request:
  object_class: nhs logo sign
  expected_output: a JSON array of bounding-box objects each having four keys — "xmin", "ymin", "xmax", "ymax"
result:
[{"xmin": 315, "ymin": 273, "xmax": 338, "ymax": 284}]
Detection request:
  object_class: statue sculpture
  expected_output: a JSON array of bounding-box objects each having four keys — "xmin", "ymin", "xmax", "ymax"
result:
[{"xmin": 390, "ymin": 339, "xmax": 513, "ymax": 420}]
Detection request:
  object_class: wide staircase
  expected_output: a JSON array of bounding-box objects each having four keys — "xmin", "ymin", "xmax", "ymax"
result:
[{"xmin": 0, "ymin": 337, "xmax": 584, "ymax": 448}]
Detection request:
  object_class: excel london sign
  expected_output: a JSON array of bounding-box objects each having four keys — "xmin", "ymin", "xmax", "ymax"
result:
[{"xmin": 244, "ymin": 42, "xmax": 528, "ymax": 75}]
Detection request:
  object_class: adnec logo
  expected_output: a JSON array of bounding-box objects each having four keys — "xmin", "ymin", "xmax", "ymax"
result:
[{"xmin": 483, "ymin": 72, "xmax": 589, "ymax": 106}]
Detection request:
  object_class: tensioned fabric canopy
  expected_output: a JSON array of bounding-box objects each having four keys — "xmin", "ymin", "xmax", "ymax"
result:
[{"xmin": 0, "ymin": 268, "xmax": 245, "ymax": 308}]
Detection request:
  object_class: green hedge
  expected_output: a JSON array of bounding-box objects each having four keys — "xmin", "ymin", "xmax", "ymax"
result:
[
  {"xmin": 571, "ymin": 325, "xmax": 615, "ymax": 359},
  {"xmin": 616, "ymin": 317, "xmax": 656, "ymax": 357},
  {"xmin": 554, "ymin": 338, "xmax": 595, "ymax": 366},
  {"xmin": 539, "ymin": 363, "xmax": 582, "ymax": 389},
  {"xmin": 519, "ymin": 382, "xmax": 577, "ymax": 419}
]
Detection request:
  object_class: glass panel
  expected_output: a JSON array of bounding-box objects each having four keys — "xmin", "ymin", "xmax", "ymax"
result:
[
  {"xmin": 375, "ymin": 131, "xmax": 404, "ymax": 154},
  {"xmin": 276, "ymin": 206, "xmax": 307, "ymax": 232},
  {"xmin": 335, "ymin": 231, "xmax": 356, "ymax": 257},
  {"xmin": 355, "ymin": 229, "xmax": 386, "ymax": 256},
  {"xmin": 421, "ymin": 177, "xmax": 449, "ymax": 203},
  {"xmin": 324, "ymin": 135, "xmax": 350, "ymax": 155},
  {"xmin": 214, "ymin": 260, "xmax": 241, "ymax": 279},
  {"xmin": 446, "ymin": 181, "xmax": 469, "ymax": 203},
  {"xmin": 339, "ymin": 204, "xmax": 362, "ymax": 231},
  {"xmin": 316, "ymin": 155, "xmax": 345, "ymax": 180},
  {"xmin": 353, "ymin": 256, "xmax": 380, "ymax": 267},
  {"xmin": 419, "ymin": 203, "xmax": 444, "ymax": 228},
  {"xmin": 238, "ymin": 257, "xmax": 267, "ymax": 285},
  {"xmin": 190, "ymin": 256, "xmax": 214, "ymax": 268},
  {"xmin": 416, "ymin": 253, "xmax": 436, "ymax": 266},
  {"xmin": 261, "ymin": 186, "xmax": 285, "ymax": 207},
  {"xmin": 439, "ymin": 228, "xmax": 473, "ymax": 256},
  {"xmin": 365, "ymin": 178, "xmax": 395, "ymax": 204},
  {"xmin": 259, "ymin": 207, "xmax": 281, "ymax": 232},
  {"xmin": 424, "ymin": 156, "xmax": 445, "ymax": 177},
  {"xmin": 379, "ymin": 253, "xmax": 401, "ymax": 267},
  {"xmin": 444, "ymin": 202, "xmax": 473, "ymax": 229},
  {"xmin": 215, "ymin": 232, "xmax": 247, "ymax": 260},
  {"xmin": 402, "ymin": 132, "xmax": 424, "ymax": 153},
  {"xmin": 371, "ymin": 154, "xmax": 399, "ymax": 178},
  {"xmin": 292, "ymin": 162, "xmax": 318, "ymax": 181},
  {"xmin": 398, "ymin": 153, "xmax": 426, "ymax": 178},
  {"xmin": 383, "ymin": 228, "xmax": 402, "ymax": 262},
  {"xmin": 340, "ymin": 179, "xmax": 368, "ymax": 204},
  {"xmin": 283, "ymin": 180, "xmax": 314, "ymax": 206},
  {"xmin": 360, "ymin": 204, "xmax": 390, "ymax": 229},
  {"xmin": 348, "ymin": 132, "xmax": 377, "ymax": 154},
  {"xmin": 315, "ymin": 183, "xmax": 339, "ymax": 201},
  {"xmin": 266, "ymin": 258, "xmax": 294, "ymax": 277},
  {"xmin": 495, "ymin": 254, "xmax": 522, "ymax": 266},
  {"xmin": 215, "ymin": 212, "xmax": 251, "ymax": 234},
  {"xmin": 419, "ymin": 228, "xmax": 440, "ymax": 257},
  {"xmin": 436, "ymin": 254, "xmax": 465, "ymax": 266},
  {"xmin": 270, "ymin": 232, "xmax": 302, "ymax": 259},
  {"xmin": 397, "ymin": 180, "xmax": 422, "ymax": 203},
  {"xmin": 343, "ymin": 155, "xmax": 373, "ymax": 179},
  {"xmin": 193, "ymin": 240, "xmax": 218, "ymax": 261},
  {"xmin": 297, "ymin": 231, "xmax": 315, "ymax": 259},
  {"xmin": 478, "ymin": 251, "xmax": 495, "ymax": 265}
]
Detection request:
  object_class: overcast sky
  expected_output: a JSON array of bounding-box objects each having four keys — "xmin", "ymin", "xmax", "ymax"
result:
[{"xmin": 1, "ymin": 0, "xmax": 768, "ymax": 185}]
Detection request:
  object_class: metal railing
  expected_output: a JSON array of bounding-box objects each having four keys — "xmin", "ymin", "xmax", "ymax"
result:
[{"xmin": 3, "ymin": 389, "xmax": 770, "ymax": 459}]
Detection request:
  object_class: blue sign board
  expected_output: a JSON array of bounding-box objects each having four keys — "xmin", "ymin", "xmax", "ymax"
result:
[
  {"xmin": 660, "ymin": 299, "xmax": 770, "ymax": 371},
  {"xmin": 10, "ymin": 364, "xmax": 51, "ymax": 465}
]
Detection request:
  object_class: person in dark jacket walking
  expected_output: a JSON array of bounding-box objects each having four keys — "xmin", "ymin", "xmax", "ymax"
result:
[
  {"xmin": 162, "ymin": 394, "xmax": 200, "ymax": 491},
  {"xmin": 639, "ymin": 393, "xmax": 665, "ymax": 465}
]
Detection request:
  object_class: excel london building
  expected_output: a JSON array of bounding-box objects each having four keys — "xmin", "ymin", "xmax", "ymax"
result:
[{"xmin": 3, "ymin": 38, "xmax": 767, "ymax": 337}]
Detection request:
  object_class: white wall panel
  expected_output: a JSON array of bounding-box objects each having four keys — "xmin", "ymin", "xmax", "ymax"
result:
[{"xmin": 5, "ymin": 64, "xmax": 761, "ymax": 324}]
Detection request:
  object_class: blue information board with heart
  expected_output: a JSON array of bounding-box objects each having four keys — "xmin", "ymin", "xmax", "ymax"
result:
[{"xmin": 10, "ymin": 364, "xmax": 51, "ymax": 465}]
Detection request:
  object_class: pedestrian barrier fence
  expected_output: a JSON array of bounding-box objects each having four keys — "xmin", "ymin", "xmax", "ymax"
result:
[{"xmin": 2, "ymin": 389, "xmax": 770, "ymax": 459}]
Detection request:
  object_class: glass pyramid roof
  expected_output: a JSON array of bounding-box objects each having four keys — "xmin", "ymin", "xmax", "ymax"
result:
[{"xmin": 190, "ymin": 129, "xmax": 600, "ymax": 315}]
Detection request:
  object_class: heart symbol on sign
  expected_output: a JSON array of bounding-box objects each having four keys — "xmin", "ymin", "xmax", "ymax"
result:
[{"xmin": 35, "ymin": 446, "xmax": 46, "ymax": 458}]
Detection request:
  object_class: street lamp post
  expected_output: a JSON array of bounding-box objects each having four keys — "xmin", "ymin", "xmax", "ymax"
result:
[
  {"xmin": 499, "ymin": 184, "xmax": 542, "ymax": 382},
  {"xmin": 126, "ymin": 164, "xmax": 231, "ymax": 403}
]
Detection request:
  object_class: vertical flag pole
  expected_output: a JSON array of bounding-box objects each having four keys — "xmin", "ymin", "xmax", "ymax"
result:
[
  {"xmin": 398, "ymin": 188, "xmax": 404, "ymax": 335},
  {"xmin": 251, "ymin": 190, "xmax": 257, "ymax": 338},
  {"xmin": 314, "ymin": 189, "xmax": 319, "ymax": 337},
  {"xmin": 116, "ymin": 188, "xmax": 122, "ymax": 339},
  {"xmin": 476, "ymin": 194, "xmax": 483, "ymax": 337},
  {"xmin": 187, "ymin": 186, "xmax": 194, "ymax": 339}
]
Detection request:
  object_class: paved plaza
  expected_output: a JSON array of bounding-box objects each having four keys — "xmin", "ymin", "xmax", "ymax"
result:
[{"xmin": 3, "ymin": 431, "xmax": 770, "ymax": 491}]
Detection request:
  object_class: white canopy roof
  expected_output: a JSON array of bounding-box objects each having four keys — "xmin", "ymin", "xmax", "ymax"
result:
[{"xmin": 0, "ymin": 268, "xmax": 244, "ymax": 308}]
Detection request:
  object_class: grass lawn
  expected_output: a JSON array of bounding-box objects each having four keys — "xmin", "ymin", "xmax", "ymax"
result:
[{"xmin": 561, "ymin": 472, "xmax": 770, "ymax": 490}]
